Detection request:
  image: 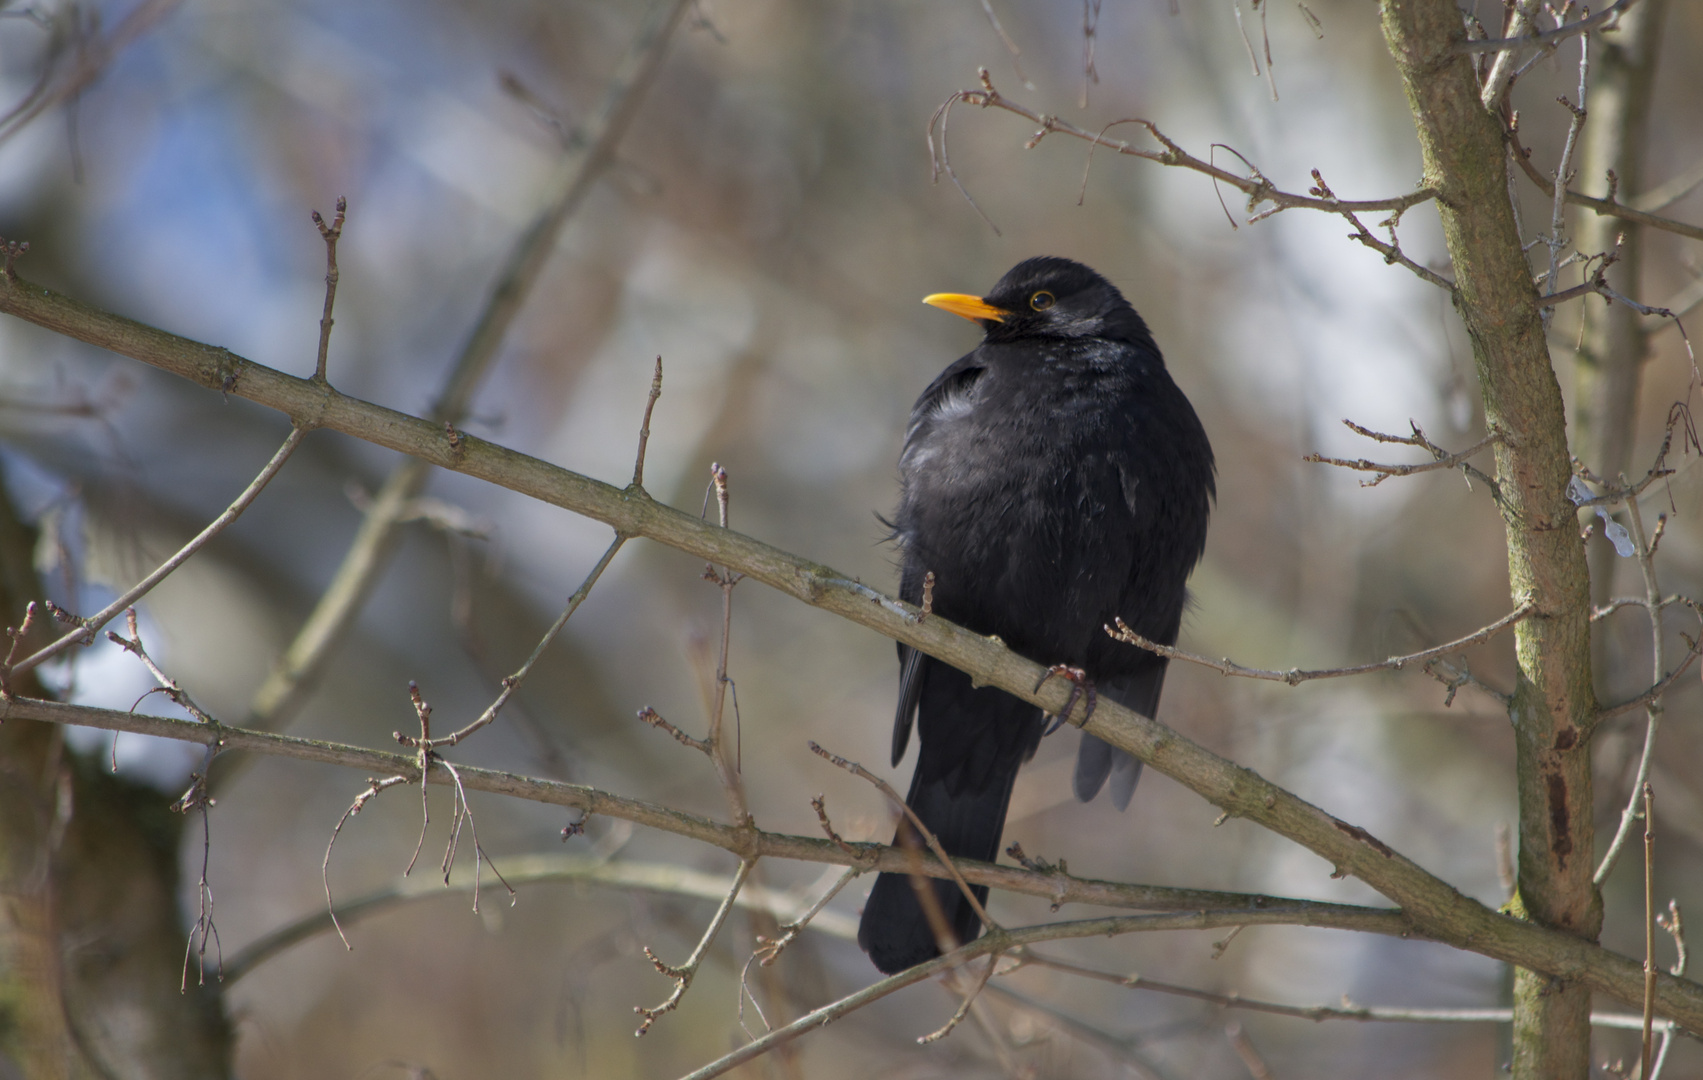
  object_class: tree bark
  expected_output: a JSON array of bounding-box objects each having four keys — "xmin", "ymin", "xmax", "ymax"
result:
[{"xmin": 1378, "ymin": 2, "xmax": 1601, "ymax": 1076}]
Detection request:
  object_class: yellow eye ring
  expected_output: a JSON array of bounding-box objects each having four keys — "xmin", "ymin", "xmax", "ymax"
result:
[{"xmin": 1030, "ymin": 291, "xmax": 1055, "ymax": 311}]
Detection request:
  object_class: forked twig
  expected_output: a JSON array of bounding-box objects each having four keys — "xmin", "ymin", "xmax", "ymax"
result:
[
  {"xmin": 310, "ymin": 197, "xmax": 346, "ymax": 382},
  {"xmin": 929, "ymin": 69, "xmax": 1437, "ymax": 231},
  {"xmin": 635, "ymin": 859, "xmax": 754, "ymax": 1035},
  {"xmin": 1306, "ymin": 419, "xmax": 1503, "ymax": 487}
]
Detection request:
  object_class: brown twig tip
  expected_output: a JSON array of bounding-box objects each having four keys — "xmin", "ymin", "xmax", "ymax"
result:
[
  {"xmin": 309, "ymin": 198, "xmax": 347, "ymax": 383},
  {"xmin": 637, "ymin": 705, "xmax": 710, "ymax": 754},
  {"xmin": 811, "ymin": 794, "xmax": 858, "ymax": 855},
  {"xmin": 631, "ymin": 355, "xmax": 663, "ymax": 489},
  {"xmin": 0, "ymin": 236, "xmax": 28, "ymax": 278},
  {"xmin": 1004, "ymin": 842, "xmax": 1067, "ymax": 884},
  {"xmin": 1659, "ymin": 900, "xmax": 1688, "ymax": 978},
  {"xmin": 0, "ymin": 601, "xmax": 39, "ymax": 698},
  {"xmin": 634, "ymin": 859, "xmax": 754, "ymax": 1036}
]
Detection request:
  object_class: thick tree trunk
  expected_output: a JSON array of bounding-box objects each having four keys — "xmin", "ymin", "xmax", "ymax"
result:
[{"xmin": 1377, "ymin": 2, "xmax": 1602, "ymax": 1076}]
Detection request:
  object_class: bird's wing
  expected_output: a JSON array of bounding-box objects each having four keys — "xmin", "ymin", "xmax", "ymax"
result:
[
  {"xmin": 903, "ymin": 353, "xmax": 986, "ymax": 449},
  {"xmin": 1073, "ymin": 668, "xmax": 1163, "ymax": 809},
  {"xmin": 891, "ymin": 644, "xmax": 926, "ymax": 765}
]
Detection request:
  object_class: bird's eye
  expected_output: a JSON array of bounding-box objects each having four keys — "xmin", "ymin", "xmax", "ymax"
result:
[{"xmin": 1029, "ymin": 291, "xmax": 1055, "ymax": 311}]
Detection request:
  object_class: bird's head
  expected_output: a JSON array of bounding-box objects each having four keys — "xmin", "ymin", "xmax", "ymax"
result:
[{"xmin": 923, "ymin": 256, "xmax": 1153, "ymax": 347}]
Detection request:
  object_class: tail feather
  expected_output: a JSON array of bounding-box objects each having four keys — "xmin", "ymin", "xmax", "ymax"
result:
[
  {"xmin": 1073, "ymin": 669, "xmax": 1163, "ymax": 809},
  {"xmin": 857, "ymin": 765, "xmax": 1019, "ymax": 975}
]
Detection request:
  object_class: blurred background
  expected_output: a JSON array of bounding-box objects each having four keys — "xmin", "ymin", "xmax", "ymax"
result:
[{"xmin": 1, "ymin": 0, "xmax": 1701, "ymax": 1076}]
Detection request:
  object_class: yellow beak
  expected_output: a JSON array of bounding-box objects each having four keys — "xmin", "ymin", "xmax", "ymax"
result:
[{"xmin": 923, "ymin": 293, "xmax": 1009, "ymax": 323}]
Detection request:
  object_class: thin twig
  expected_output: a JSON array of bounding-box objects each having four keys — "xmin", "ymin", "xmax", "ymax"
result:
[
  {"xmin": 928, "ymin": 70, "xmax": 1436, "ymax": 229},
  {"xmin": 228, "ymin": 854, "xmax": 860, "ymax": 985},
  {"xmin": 1660, "ymin": 900, "xmax": 1688, "ymax": 978},
  {"xmin": 977, "ymin": 0, "xmax": 1034, "ymax": 89},
  {"xmin": 808, "ymin": 740, "xmax": 996, "ymax": 931},
  {"xmin": 635, "ymin": 859, "xmax": 753, "ymax": 1035},
  {"xmin": 671, "ymin": 909, "xmax": 1475, "ymax": 1080},
  {"xmin": 1305, "ymin": 421, "xmax": 1502, "ymax": 487},
  {"xmin": 9, "ymin": 689, "xmax": 1420, "ymax": 932},
  {"xmin": 753, "ymin": 865, "xmax": 859, "ymax": 969},
  {"xmin": 1596, "ymin": 494, "xmax": 1675, "ymax": 882},
  {"xmin": 918, "ymin": 954, "xmax": 998, "ymax": 1044},
  {"xmin": 310, "ymin": 196, "xmax": 346, "ymax": 383},
  {"xmin": 402, "ymin": 535, "xmax": 625, "ymax": 751},
  {"xmin": 1107, "ymin": 603, "xmax": 1534, "ymax": 687},
  {"xmin": 1643, "ymin": 782, "xmax": 1657, "ymax": 1080},
  {"xmin": 1011, "ymin": 950, "xmax": 1678, "ymax": 1031},
  {"xmin": 1507, "ymin": 116, "xmax": 1703, "ymax": 245},
  {"xmin": 10, "ymin": 426, "xmax": 305, "ymax": 678},
  {"xmin": 0, "ymin": 0, "xmax": 183, "ymax": 146},
  {"xmin": 1459, "ymin": 0, "xmax": 1638, "ymax": 55},
  {"xmin": 1300, "ymin": 168, "xmax": 1452, "ymax": 289},
  {"xmin": 632, "ymin": 355, "xmax": 663, "ymax": 489},
  {"xmin": 1542, "ymin": 33, "xmax": 1591, "ymax": 325},
  {"xmin": 700, "ymin": 463, "xmax": 752, "ymax": 825},
  {"xmin": 638, "ymin": 706, "xmax": 710, "ymax": 753},
  {"xmin": 322, "ymin": 775, "xmax": 411, "ymax": 949}
]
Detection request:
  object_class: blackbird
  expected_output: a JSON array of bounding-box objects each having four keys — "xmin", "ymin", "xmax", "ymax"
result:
[{"xmin": 856, "ymin": 256, "xmax": 1215, "ymax": 975}]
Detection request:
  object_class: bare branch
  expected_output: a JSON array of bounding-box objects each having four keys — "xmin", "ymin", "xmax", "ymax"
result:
[
  {"xmin": 809, "ymin": 740, "xmax": 996, "ymax": 932},
  {"xmin": 929, "ymin": 70, "xmax": 1436, "ymax": 226},
  {"xmin": 635, "ymin": 859, "xmax": 753, "ymax": 1035},
  {"xmin": 1660, "ymin": 900, "xmax": 1688, "ymax": 978},
  {"xmin": 673, "ymin": 908, "xmax": 1447, "ymax": 1080},
  {"xmin": 1643, "ymin": 782, "xmax": 1658, "ymax": 1080},
  {"xmin": 309, "ymin": 197, "xmax": 346, "ymax": 383},
  {"xmin": 1508, "ymin": 119, "xmax": 1703, "ymax": 245},
  {"xmin": 1459, "ymin": 0, "xmax": 1638, "ymax": 55},
  {"xmin": 1012, "ymin": 951, "xmax": 1676, "ymax": 1031},
  {"xmin": 637, "ymin": 706, "xmax": 710, "ymax": 754},
  {"xmin": 229, "ymin": 853, "xmax": 859, "ymax": 985},
  {"xmin": 1305, "ymin": 420, "xmax": 1502, "ymax": 487},
  {"xmin": 1106, "ymin": 603, "xmax": 1534, "ymax": 687},
  {"xmin": 7, "ymin": 425, "xmax": 305, "ymax": 679},
  {"xmin": 1596, "ymin": 493, "xmax": 1692, "ymax": 883},
  {"xmin": 632, "ymin": 355, "xmax": 663, "ymax": 489},
  {"xmin": 2, "ymin": 694, "xmax": 1409, "ymax": 929},
  {"xmin": 2, "ymin": 285, "xmax": 1702, "ymax": 1029}
]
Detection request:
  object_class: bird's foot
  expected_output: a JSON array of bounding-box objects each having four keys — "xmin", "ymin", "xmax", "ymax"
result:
[{"xmin": 1035, "ymin": 664, "xmax": 1096, "ymax": 735}]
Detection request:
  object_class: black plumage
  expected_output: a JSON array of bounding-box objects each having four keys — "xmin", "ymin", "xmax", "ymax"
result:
[{"xmin": 856, "ymin": 256, "xmax": 1215, "ymax": 976}]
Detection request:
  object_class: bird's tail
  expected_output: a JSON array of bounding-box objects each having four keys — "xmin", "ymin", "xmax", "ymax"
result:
[{"xmin": 856, "ymin": 764, "xmax": 1019, "ymax": 975}]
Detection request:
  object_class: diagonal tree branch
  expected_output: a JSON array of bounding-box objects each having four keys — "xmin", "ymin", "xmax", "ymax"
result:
[{"xmin": 0, "ymin": 273, "xmax": 1700, "ymax": 1032}]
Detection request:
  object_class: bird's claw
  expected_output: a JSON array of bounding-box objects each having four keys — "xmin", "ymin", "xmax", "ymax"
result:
[{"xmin": 1035, "ymin": 664, "xmax": 1096, "ymax": 735}]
